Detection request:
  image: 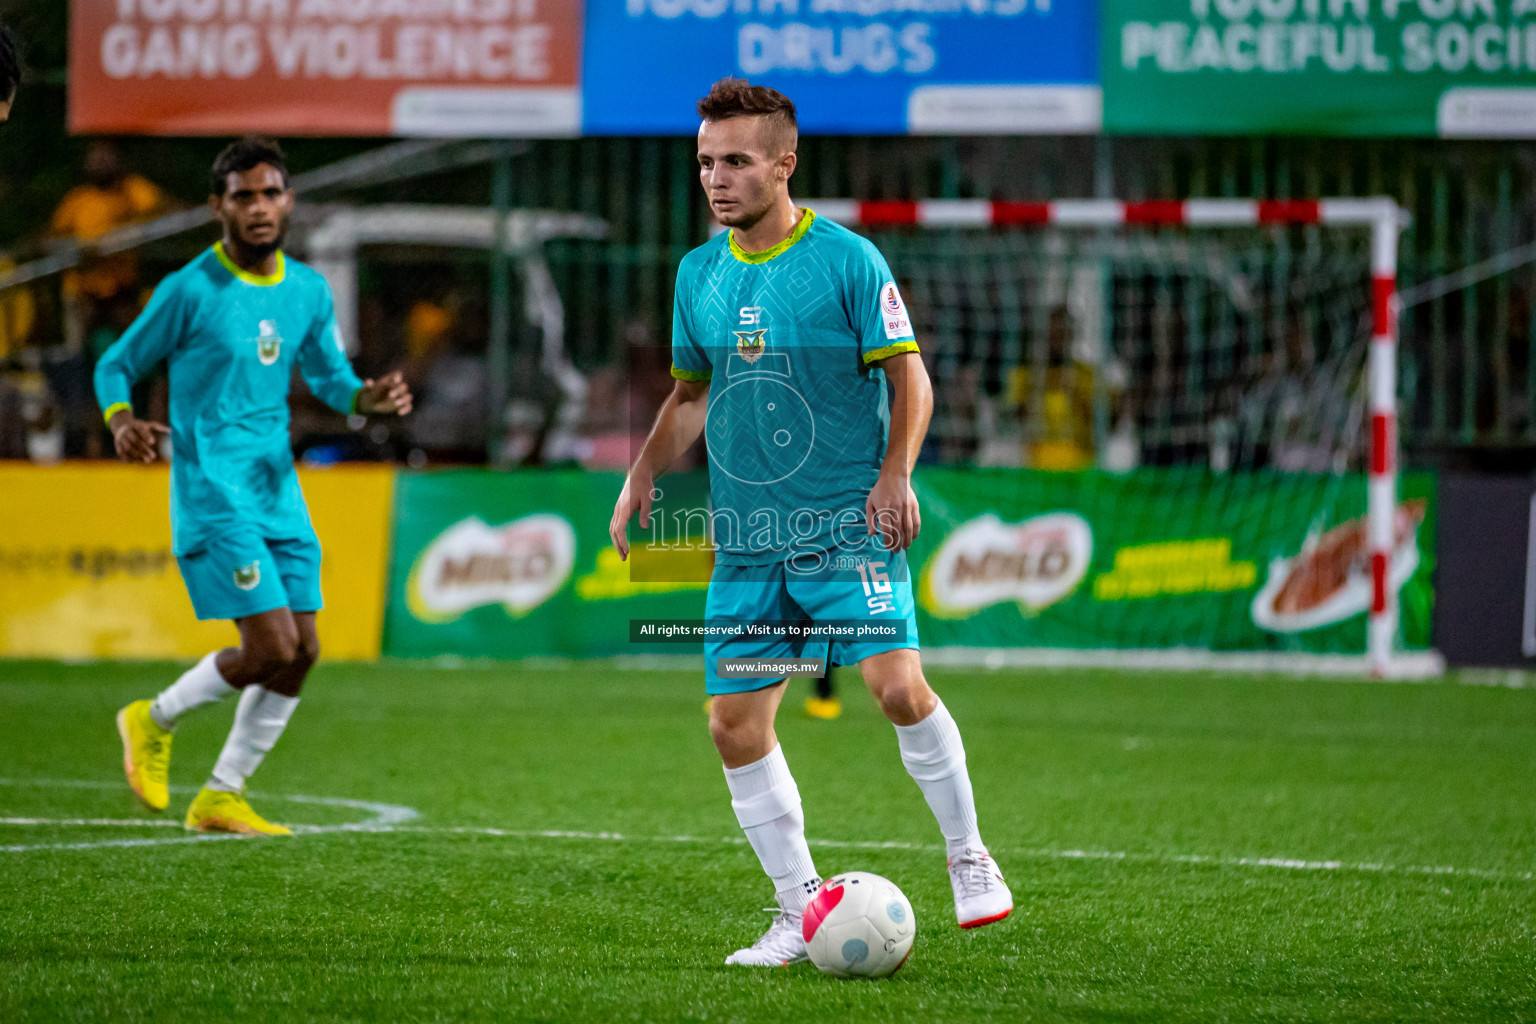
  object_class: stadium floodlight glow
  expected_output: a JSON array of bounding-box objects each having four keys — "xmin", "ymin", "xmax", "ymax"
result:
[{"xmin": 801, "ymin": 196, "xmax": 1408, "ymax": 678}]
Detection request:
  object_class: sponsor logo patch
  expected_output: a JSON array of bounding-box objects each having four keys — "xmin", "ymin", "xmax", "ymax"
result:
[
  {"xmin": 232, "ymin": 561, "xmax": 261, "ymax": 591},
  {"xmin": 920, "ymin": 512, "xmax": 1092, "ymax": 618},
  {"xmin": 407, "ymin": 514, "xmax": 577, "ymax": 623},
  {"xmin": 880, "ymin": 282, "xmax": 911, "ymax": 341}
]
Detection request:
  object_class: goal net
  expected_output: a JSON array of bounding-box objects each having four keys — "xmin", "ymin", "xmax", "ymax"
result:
[{"xmin": 803, "ymin": 199, "xmax": 1427, "ymax": 676}]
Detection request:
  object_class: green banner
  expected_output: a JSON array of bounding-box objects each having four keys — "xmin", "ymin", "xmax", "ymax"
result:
[
  {"xmin": 383, "ymin": 469, "xmax": 709, "ymax": 660},
  {"xmin": 1104, "ymin": 0, "xmax": 1536, "ymax": 137},
  {"xmin": 383, "ymin": 467, "xmax": 1433, "ymax": 660},
  {"xmin": 906, "ymin": 468, "xmax": 1434, "ymax": 654}
]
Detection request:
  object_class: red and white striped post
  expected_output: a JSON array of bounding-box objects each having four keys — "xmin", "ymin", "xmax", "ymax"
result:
[{"xmin": 800, "ymin": 197, "xmax": 1406, "ymax": 675}]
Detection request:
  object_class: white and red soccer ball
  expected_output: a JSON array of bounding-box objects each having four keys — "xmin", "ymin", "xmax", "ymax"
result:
[{"xmin": 802, "ymin": 871, "xmax": 915, "ymax": 978}]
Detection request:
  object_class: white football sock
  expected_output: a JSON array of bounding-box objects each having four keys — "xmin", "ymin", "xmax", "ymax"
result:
[
  {"xmin": 149, "ymin": 651, "xmax": 236, "ymax": 730},
  {"xmin": 894, "ymin": 698, "xmax": 985, "ymax": 859},
  {"xmin": 207, "ymin": 686, "xmax": 299, "ymax": 793},
  {"xmin": 724, "ymin": 745, "xmax": 820, "ymax": 915}
]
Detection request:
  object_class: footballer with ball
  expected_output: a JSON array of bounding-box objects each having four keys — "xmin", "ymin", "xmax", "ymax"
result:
[{"xmin": 611, "ymin": 79, "xmax": 1012, "ymax": 966}]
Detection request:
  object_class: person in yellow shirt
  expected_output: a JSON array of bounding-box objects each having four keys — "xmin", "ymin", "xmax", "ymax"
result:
[
  {"xmin": 0, "ymin": 258, "xmax": 36, "ymax": 359},
  {"xmin": 1008, "ymin": 307, "xmax": 1098, "ymax": 472},
  {"xmin": 50, "ymin": 142, "xmax": 171, "ymax": 352}
]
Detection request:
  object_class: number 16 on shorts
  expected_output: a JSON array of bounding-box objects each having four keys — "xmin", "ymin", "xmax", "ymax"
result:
[{"xmin": 855, "ymin": 560, "xmax": 896, "ymax": 615}]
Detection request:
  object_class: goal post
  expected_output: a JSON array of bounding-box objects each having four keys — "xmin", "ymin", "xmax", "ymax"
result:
[{"xmin": 801, "ymin": 197, "xmax": 1408, "ymax": 676}]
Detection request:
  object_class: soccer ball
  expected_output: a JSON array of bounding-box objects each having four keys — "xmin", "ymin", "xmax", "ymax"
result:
[{"xmin": 802, "ymin": 871, "xmax": 915, "ymax": 978}]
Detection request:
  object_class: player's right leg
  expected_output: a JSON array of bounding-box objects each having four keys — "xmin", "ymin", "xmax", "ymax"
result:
[
  {"xmin": 118, "ymin": 531, "xmax": 308, "ymax": 832},
  {"xmin": 115, "ymin": 534, "xmax": 280, "ymax": 811},
  {"xmin": 795, "ymin": 548, "xmax": 1012, "ymax": 929},
  {"xmin": 185, "ymin": 605, "xmax": 318, "ymax": 837},
  {"xmin": 705, "ymin": 564, "xmax": 820, "ymax": 966}
]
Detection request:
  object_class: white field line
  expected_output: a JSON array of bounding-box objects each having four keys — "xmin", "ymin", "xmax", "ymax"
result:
[
  {"xmin": 380, "ymin": 827, "xmax": 1536, "ymax": 884},
  {"xmin": 1, "ymin": 778, "xmax": 1530, "ymax": 883},
  {"xmin": 0, "ymin": 817, "xmax": 182, "ymax": 827},
  {"xmin": 0, "ymin": 778, "xmax": 417, "ymax": 853}
]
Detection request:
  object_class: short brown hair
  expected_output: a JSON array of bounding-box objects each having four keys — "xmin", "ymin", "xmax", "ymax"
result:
[{"xmin": 696, "ymin": 78, "xmax": 798, "ymax": 153}]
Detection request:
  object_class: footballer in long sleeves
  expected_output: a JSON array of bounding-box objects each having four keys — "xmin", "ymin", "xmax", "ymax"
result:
[{"xmin": 102, "ymin": 137, "xmax": 411, "ymax": 836}]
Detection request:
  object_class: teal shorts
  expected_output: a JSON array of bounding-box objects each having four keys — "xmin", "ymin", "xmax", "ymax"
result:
[
  {"xmin": 177, "ymin": 530, "xmax": 322, "ymax": 622},
  {"xmin": 703, "ymin": 547, "xmax": 920, "ymax": 695}
]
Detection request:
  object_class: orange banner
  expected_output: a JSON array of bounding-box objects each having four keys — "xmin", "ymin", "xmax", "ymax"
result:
[{"xmin": 69, "ymin": 0, "xmax": 582, "ymax": 137}]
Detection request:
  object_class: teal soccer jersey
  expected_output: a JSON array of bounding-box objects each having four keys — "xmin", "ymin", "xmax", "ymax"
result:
[
  {"xmin": 671, "ymin": 209, "xmax": 919, "ymax": 566},
  {"xmin": 95, "ymin": 243, "xmax": 364, "ymax": 557}
]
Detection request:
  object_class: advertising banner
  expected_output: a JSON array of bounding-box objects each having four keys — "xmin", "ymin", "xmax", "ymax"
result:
[
  {"xmin": 581, "ymin": 0, "xmax": 1100, "ymax": 135},
  {"xmin": 383, "ymin": 469, "xmax": 710, "ymax": 659},
  {"xmin": 383, "ymin": 466, "xmax": 1434, "ymax": 661},
  {"xmin": 0, "ymin": 464, "xmax": 393, "ymax": 660},
  {"xmin": 69, "ymin": 0, "xmax": 582, "ymax": 137},
  {"xmin": 1104, "ymin": 0, "xmax": 1536, "ymax": 137},
  {"xmin": 907, "ymin": 468, "xmax": 1435, "ymax": 654}
]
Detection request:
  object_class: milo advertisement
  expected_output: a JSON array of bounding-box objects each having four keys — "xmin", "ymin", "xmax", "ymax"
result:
[
  {"xmin": 907, "ymin": 468, "xmax": 1434, "ymax": 654},
  {"xmin": 383, "ymin": 468, "xmax": 1434, "ymax": 659},
  {"xmin": 384, "ymin": 470, "xmax": 709, "ymax": 659}
]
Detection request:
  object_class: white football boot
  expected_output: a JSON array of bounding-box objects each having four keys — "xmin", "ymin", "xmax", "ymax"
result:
[
  {"xmin": 724, "ymin": 908, "xmax": 809, "ymax": 966},
  {"xmin": 949, "ymin": 848, "xmax": 1014, "ymax": 928}
]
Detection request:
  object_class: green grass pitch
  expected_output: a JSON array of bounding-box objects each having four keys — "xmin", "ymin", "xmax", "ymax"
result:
[{"xmin": 2, "ymin": 659, "xmax": 1534, "ymax": 1022}]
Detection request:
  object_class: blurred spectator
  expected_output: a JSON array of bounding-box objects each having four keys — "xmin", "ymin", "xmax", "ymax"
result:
[
  {"xmin": 13, "ymin": 352, "xmax": 60, "ymax": 464},
  {"xmin": 1238, "ymin": 316, "xmax": 1356, "ymax": 474},
  {"xmin": 404, "ymin": 298, "xmax": 452, "ymax": 369},
  {"xmin": 403, "ymin": 298, "xmax": 490, "ymax": 462},
  {"xmin": 578, "ymin": 364, "xmax": 631, "ymax": 468},
  {"xmin": 0, "ymin": 258, "xmax": 36, "ymax": 359},
  {"xmin": 1006, "ymin": 308, "xmax": 1097, "ymax": 471},
  {"xmin": 49, "ymin": 141, "xmax": 171, "ymax": 353},
  {"xmin": 0, "ymin": 20, "xmax": 19, "ymax": 124}
]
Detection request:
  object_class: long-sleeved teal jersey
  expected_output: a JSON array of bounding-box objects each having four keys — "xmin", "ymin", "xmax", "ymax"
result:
[
  {"xmin": 94, "ymin": 243, "xmax": 364, "ymax": 557},
  {"xmin": 670, "ymin": 209, "xmax": 919, "ymax": 566}
]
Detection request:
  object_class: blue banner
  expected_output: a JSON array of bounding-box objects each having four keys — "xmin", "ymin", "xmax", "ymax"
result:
[{"xmin": 582, "ymin": 0, "xmax": 1101, "ymax": 136}]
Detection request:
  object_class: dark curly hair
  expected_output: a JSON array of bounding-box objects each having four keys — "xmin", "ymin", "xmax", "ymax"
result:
[{"xmin": 210, "ymin": 136, "xmax": 289, "ymax": 196}]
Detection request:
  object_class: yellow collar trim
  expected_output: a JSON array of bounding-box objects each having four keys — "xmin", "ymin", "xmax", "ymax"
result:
[
  {"xmin": 728, "ymin": 208, "xmax": 816, "ymax": 265},
  {"xmin": 214, "ymin": 241, "xmax": 286, "ymax": 286}
]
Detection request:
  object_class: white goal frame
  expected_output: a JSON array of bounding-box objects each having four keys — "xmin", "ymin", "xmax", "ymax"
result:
[{"xmin": 802, "ymin": 197, "xmax": 1411, "ymax": 677}]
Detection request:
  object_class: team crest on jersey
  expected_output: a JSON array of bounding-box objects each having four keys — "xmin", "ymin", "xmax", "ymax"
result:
[
  {"xmin": 733, "ymin": 329, "xmax": 768, "ymax": 363},
  {"xmin": 255, "ymin": 320, "xmax": 282, "ymax": 365},
  {"xmin": 232, "ymin": 561, "xmax": 261, "ymax": 591}
]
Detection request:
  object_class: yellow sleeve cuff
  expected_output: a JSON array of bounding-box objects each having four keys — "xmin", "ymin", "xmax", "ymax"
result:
[
  {"xmin": 671, "ymin": 365, "xmax": 712, "ymax": 382},
  {"xmin": 863, "ymin": 341, "xmax": 920, "ymax": 365},
  {"xmin": 102, "ymin": 402, "xmax": 132, "ymax": 426}
]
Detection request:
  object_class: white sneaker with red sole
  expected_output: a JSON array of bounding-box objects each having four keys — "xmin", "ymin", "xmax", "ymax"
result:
[
  {"xmin": 724, "ymin": 908, "xmax": 808, "ymax": 966},
  {"xmin": 949, "ymin": 848, "xmax": 1013, "ymax": 928}
]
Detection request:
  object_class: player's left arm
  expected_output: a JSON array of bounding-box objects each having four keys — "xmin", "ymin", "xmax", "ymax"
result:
[
  {"xmin": 867, "ymin": 351, "xmax": 932, "ymax": 552},
  {"xmin": 299, "ymin": 281, "xmax": 412, "ymax": 417},
  {"xmin": 853, "ymin": 247, "xmax": 928, "ymax": 552}
]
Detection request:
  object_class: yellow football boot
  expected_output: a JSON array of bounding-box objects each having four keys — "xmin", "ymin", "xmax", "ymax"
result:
[
  {"xmin": 804, "ymin": 696, "xmax": 842, "ymax": 720},
  {"xmin": 184, "ymin": 787, "xmax": 292, "ymax": 836},
  {"xmin": 116, "ymin": 699, "xmax": 172, "ymax": 812}
]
